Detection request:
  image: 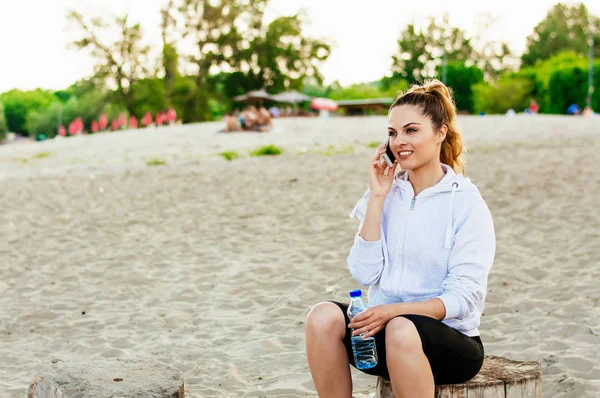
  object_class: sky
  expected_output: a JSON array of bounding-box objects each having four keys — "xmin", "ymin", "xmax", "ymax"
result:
[{"xmin": 0, "ymin": 0, "xmax": 599, "ymax": 93}]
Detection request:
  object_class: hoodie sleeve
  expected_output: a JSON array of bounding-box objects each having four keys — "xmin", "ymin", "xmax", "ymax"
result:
[
  {"xmin": 438, "ymin": 200, "xmax": 496, "ymax": 321},
  {"xmin": 346, "ymin": 189, "xmax": 385, "ymax": 286}
]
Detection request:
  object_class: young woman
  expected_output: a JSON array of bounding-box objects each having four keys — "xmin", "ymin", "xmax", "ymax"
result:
[{"xmin": 305, "ymin": 79, "xmax": 496, "ymax": 398}]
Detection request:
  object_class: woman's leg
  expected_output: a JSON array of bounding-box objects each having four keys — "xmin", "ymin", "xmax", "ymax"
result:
[
  {"xmin": 385, "ymin": 317, "xmax": 435, "ymax": 398},
  {"xmin": 305, "ymin": 302, "xmax": 352, "ymax": 398}
]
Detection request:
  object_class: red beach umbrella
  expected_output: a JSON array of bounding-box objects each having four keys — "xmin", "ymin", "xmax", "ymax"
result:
[
  {"xmin": 118, "ymin": 112, "xmax": 127, "ymax": 128},
  {"xmin": 99, "ymin": 114, "xmax": 108, "ymax": 131},
  {"xmin": 311, "ymin": 97, "xmax": 338, "ymax": 112},
  {"xmin": 167, "ymin": 107, "xmax": 177, "ymax": 123},
  {"xmin": 142, "ymin": 112, "xmax": 152, "ymax": 127}
]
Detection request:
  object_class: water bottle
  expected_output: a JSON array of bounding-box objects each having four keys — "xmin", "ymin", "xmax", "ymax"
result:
[{"xmin": 347, "ymin": 289, "xmax": 378, "ymax": 370}]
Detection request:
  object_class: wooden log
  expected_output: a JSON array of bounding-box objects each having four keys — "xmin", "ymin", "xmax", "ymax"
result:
[
  {"xmin": 375, "ymin": 355, "xmax": 541, "ymax": 398},
  {"xmin": 27, "ymin": 358, "xmax": 184, "ymax": 398}
]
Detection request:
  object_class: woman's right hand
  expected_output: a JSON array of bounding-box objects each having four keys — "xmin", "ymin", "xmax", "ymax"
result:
[{"xmin": 368, "ymin": 143, "xmax": 399, "ymax": 198}]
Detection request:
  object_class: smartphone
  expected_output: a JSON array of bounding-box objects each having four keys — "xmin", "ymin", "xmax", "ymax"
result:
[{"xmin": 380, "ymin": 138, "xmax": 395, "ymax": 168}]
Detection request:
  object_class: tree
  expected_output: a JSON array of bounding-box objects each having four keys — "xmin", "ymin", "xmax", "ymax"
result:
[
  {"xmin": 438, "ymin": 62, "xmax": 484, "ymax": 113},
  {"xmin": 391, "ymin": 14, "xmax": 473, "ymax": 83},
  {"xmin": 67, "ymin": 10, "xmax": 152, "ymax": 115},
  {"xmin": 160, "ymin": 0, "xmax": 179, "ymax": 92},
  {"xmin": 470, "ymin": 13, "xmax": 516, "ymax": 79},
  {"xmin": 179, "ymin": 0, "xmax": 263, "ymax": 121},
  {"xmin": 243, "ymin": 14, "xmax": 331, "ymax": 92},
  {"xmin": 521, "ymin": 3, "xmax": 600, "ymax": 67}
]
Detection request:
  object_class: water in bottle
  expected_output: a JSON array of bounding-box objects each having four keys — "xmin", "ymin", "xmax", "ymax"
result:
[{"xmin": 347, "ymin": 289, "xmax": 378, "ymax": 370}]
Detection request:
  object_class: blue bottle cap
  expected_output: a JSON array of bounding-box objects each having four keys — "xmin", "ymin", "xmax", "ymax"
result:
[{"xmin": 349, "ymin": 289, "xmax": 362, "ymax": 298}]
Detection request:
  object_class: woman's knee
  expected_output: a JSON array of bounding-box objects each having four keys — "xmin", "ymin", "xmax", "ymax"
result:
[
  {"xmin": 385, "ymin": 316, "xmax": 422, "ymax": 352},
  {"xmin": 305, "ymin": 302, "xmax": 346, "ymax": 338}
]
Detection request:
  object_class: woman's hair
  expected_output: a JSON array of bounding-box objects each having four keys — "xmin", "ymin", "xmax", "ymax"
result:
[{"xmin": 389, "ymin": 79, "xmax": 465, "ymax": 175}]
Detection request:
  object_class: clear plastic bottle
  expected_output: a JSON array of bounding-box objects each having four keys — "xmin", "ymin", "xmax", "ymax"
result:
[{"xmin": 347, "ymin": 289, "xmax": 378, "ymax": 370}]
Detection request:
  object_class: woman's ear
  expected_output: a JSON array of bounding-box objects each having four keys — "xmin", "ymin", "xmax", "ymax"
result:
[{"xmin": 437, "ymin": 125, "xmax": 448, "ymax": 143}]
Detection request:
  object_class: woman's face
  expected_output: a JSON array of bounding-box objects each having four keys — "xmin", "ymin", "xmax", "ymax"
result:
[{"xmin": 387, "ymin": 104, "xmax": 446, "ymax": 170}]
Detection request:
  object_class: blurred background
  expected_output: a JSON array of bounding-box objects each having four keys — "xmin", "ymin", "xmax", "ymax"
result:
[{"xmin": 0, "ymin": 0, "xmax": 598, "ymax": 140}]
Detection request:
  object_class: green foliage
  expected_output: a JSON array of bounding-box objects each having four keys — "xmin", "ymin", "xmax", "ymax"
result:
[
  {"xmin": 146, "ymin": 158, "xmax": 166, "ymax": 166},
  {"xmin": 246, "ymin": 14, "xmax": 331, "ymax": 92},
  {"xmin": 0, "ymin": 89, "xmax": 58, "ymax": 135},
  {"xmin": 312, "ymin": 144, "xmax": 355, "ymax": 156},
  {"xmin": 509, "ymin": 52, "xmax": 597, "ymax": 113},
  {"xmin": 0, "ymin": 102, "xmax": 7, "ymax": 139},
  {"xmin": 250, "ymin": 145, "xmax": 283, "ymax": 157},
  {"xmin": 366, "ymin": 141, "xmax": 380, "ymax": 148},
  {"xmin": 32, "ymin": 152, "xmax": 51, "ymax": 159},
  {"xmin": 219, "ymin": 150, "xmax": 239, "ymax": 161},
  {"xmin": 26, "ymin": 91, "xmax": 110, "ymax": 138},
  {"xmin": 131, "ymin": 78, "xmax": 169, "ymax": 117},
  {"xmin": 472, "ymin": 77, "xmax": 534, "ymax": 114},
  {"xmin": 547, "ymin": 65, "xmax": 600, "ymax": 113},
  {"xmin": 522, "ymin": 3, "xmax": 599, "ymax": 67},
  {"xmin": 438, "ymin": 62, "xmax": 484, "ymax": 113},
  {"xmin": 328, "ymin": 83, "xmax": 381, "ymax": 101},
  {"xmin": 392, "ymin": 14, "xmax": 473, "ymax": 82}
]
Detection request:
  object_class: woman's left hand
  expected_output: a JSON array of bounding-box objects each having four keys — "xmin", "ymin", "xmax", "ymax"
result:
[{"xmin": 348, "ymin": 305, "xmax": 396, "ymax": 338}]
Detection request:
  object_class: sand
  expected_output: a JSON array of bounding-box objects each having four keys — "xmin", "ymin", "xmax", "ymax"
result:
[{"xmin": 0, "ymin": 115, "xmax": 598, "ymax": 397}]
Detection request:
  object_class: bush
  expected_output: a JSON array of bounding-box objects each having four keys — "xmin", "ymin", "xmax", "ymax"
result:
[
  {"xmin": 547, "ymin": 67, "xmax": 589, "ymax": 114},
  {"xmin": 250, "ymin": 145, "xmax": 283, "ymax": 156},
  {"xmin": 146, "ymin": 158, "xmax": 166, "ymax": 166},
  {"xmin": 220, "ymin": 150, "xmax": 239, "ymax": 161},
  {"xmin": 440, "ymin": 62, "xmax": 484, "ymax": 113},
  {"xmin": 0, "ymin": 89, "xmax": 58, "ymax": 135},
  {"xmin": 0, "ymin": 102, "xmax": 7, "ymax": 140},
  {"xmin": 32, "ymin": 152, "xmax": 51, "ymax": 159},
  {"xmin": 473, "ymin": 77, "xmax": 534, "ymax": 114}
]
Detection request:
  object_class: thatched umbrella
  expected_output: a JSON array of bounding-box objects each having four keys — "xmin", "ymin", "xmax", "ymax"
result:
[
  {"xmin": 232, "ymin": 89, "xmax": 275, "ymax": 105},
  {"xmin": 272, "ymin": 90, "xmax": 312, "ymax": 103}
]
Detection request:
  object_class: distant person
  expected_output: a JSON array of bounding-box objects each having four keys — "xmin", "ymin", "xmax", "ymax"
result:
[
  {"xmin": 506, "ymin": 108, "xmax": 516, "ymax": 116},
  {"xmin": 269, "ymin": 106, "xmax": 280, "ymax": 118},
  {"xmin": 529, "ymin": 100, "xmax": 539, "ymax": 114},
  {"xmin": 241, "ymin": 106, "xmax": 259, "ymax": 131},
  {"xmin": 255, "ymin": 106, "xmax": 272, "ymax": 132},
  {"xmin": 567, "ymin": 104, "xmax": 581, "ymax": 115},
  {"xmin": 224, "ymin": 112, "xmax": 242, "ymax": 133},
  {"xmin": 305, "ymin": 79, "xmax": 495, "ymax": 397}
]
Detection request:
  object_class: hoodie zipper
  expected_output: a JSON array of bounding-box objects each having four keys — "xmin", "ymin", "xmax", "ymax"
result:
[{"xmin": 398, "ymin": 195, "xmax": 416, "ymax": 297}]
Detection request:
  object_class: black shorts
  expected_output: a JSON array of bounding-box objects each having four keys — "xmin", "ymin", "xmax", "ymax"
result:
[{"xmin": 331, "ymin": 301, "xmax": 484, "ymax": 385}]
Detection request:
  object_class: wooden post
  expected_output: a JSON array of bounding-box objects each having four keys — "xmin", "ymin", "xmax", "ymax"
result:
[
  {"xmin": 376, "ymin": 355, "xmax": 541, "ymax": 398},
  {"xmin": 28, "ymin": 358, "xmax": 184, "ymax": 398}
]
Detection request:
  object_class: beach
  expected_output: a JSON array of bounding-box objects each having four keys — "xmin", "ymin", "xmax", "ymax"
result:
[{"xmin": 0, "ymin": 115, "xmax": 599, "ymax": 397}]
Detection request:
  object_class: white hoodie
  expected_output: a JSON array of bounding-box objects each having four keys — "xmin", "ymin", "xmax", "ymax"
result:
[{"xmin": 347, "ymin": 163, "xmax": 496, "ymax": 337}]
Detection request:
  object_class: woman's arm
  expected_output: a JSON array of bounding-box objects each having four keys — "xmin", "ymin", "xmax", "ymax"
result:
[
  {"xmin": 359, "ymin": 195, "xmax": 385, "ymax": 241},
  {"xmin": 348, "ymin": 299, "xmax": 446, "ymax": 337},
  {"xmin": 388, "ymin": 298, "xmax": 446, "ymax": 320},
  {"xmin": 346, "ymin": 195, "xmax": 386, "ymax": 286}
]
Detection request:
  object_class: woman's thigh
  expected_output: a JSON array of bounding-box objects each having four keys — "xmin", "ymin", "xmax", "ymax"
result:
[
  {"xmin": 399, "ymin": 314, "xmax": 484, "ymax": 385},
  {"xmin": 329, "ymin": 302, "xmax": 484, "ymax": 384}
]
